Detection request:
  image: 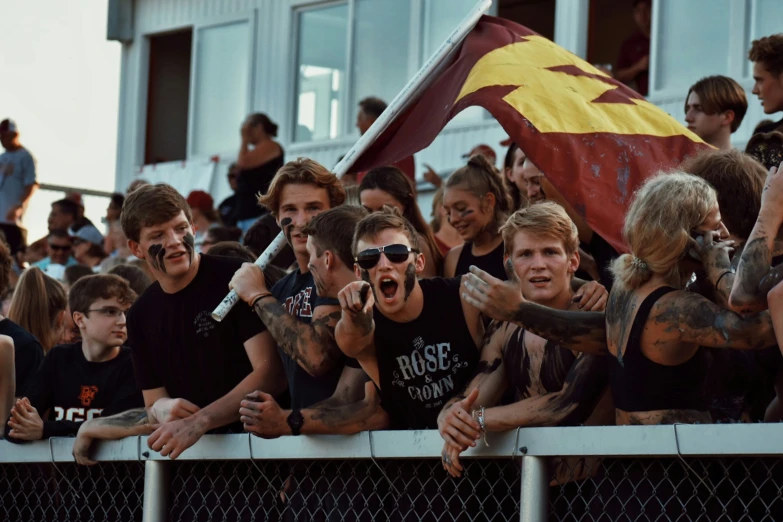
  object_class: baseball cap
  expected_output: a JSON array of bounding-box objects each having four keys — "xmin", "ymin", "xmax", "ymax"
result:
[
  {"xmin": 0, "ymin": 119, "xmax": 17, "ymax": 134},
  {"xmin": 462, "ymin": 144, "xmax": 497, "ymax": 165},
  {"xmin": 186, "ymin": 190, "xmax": 214, "ymax": 212},
  {"xmin": 72, "ymin": 225, "xmax": 104, "ymax": 246}
]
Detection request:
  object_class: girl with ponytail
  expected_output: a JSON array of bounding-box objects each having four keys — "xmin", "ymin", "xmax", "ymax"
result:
[
  {"xmin": 606, "ymin": 171, "xmax": 776, "ymax": 426},
  {"xmin": 442, "ymin": 155, "xmax": 512, "ymax": 280},
  {"xmin": 8, "ymin": 267, "xmax": 67, "ymax": 353}
]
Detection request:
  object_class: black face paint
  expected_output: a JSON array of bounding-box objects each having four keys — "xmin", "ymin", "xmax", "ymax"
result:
[
  {"xmin": 148, "ymin": 244, "xmax": 166, "ymax": 273},
  {"xmin": 403, "ymin": 263, "xmax": 416, "ymax": 302},
  {"xmin": 183, "ymin": 233, "xmax": 195, "ymax": 262},
  {"xmin": 280, "ymin": 217, "xmax": 294, "ymax": 246},
  {"xmin": 460, "ymin": 209, "xmax": 474, "ymax": 219},
  {"xmin": 475, "ymin": 358, "xmax": 502, "ymax": 374}
]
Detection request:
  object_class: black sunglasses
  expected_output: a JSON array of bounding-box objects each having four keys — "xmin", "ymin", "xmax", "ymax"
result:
[
  {"xmin": 355, "ymin": 244, "xmax": 418, "ymax": 270},
  {"xmin": 49, "ymin": 244, "xmax": 72, "ymax": 252}
]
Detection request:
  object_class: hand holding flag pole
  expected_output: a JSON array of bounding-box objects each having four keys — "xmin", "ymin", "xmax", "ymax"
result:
[{"xmin": 210, "ymin": 0, "xmax": 493, "ymax": 322}]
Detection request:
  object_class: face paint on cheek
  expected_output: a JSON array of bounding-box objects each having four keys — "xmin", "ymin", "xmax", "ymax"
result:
[
  {"xmin": 183, "ymin": 233, "xmax": 195, "ymax": 262},
  {"xmin": 280, "ymin": 217, "xmax": 294, "ymax": 246},
  {"xmin": 460, "ymin": 209, "xmax": 474, "ymax": 219},
  {"xmin": 148, "ymin": 244, "xmax": 166, "ymax": 273},
  {"xmin": 403, "ymin": 263, "xmax": 416, "ymax": 302}
]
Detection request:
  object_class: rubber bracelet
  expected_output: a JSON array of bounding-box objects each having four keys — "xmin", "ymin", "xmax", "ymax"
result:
[{"xmin": 250, "ymin": 293, "xmax": 274, "ymax": 308}]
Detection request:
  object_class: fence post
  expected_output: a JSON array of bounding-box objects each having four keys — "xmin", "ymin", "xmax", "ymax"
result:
[
  {"xmin": 519, "ymin": 456, "xmax": 548, "ymax": 522},
  {"xmin": 142, "ymin": 460, "xmax": 171, "ymax": 522}
]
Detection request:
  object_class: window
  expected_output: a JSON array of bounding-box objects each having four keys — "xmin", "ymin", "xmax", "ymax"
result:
[
  {"xmin": 654, "ymin": 0, "xmax": 731, "ymax": 93},
  {"xmin": 145, "ymin": 30, "xmax": 192, "ymax": 164},
  {"xmin": 752, "ymin": 0, "xmax": 783, "ymax": 43},
  {"xmin": 294, "ymin": 4, "xmax": 349, "ymax": 143},
  {"xmin": 191, "ymin": 21, "xmax": 250, "ymax": 157}
]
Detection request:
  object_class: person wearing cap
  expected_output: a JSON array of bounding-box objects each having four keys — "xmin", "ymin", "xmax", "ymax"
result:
[
  {"xmin": 72, "ymin": 225, "xmax": 107, "ymax": 270},
  {"xmin": 186, "ymin": 190, "xmax": 222, "ymax": 251},
  {"xmin": 0, "ymin": 119, "xmax": 38, "ymax": 225},
  {"xmin": 33, "ymin": 230, "xmax": 79, "ymax": 276}
]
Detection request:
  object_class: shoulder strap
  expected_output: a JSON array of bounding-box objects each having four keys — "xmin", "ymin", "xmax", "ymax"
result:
[{"xmin": 622, "ymin": 286, "xmax": 677, "ymax": 360}]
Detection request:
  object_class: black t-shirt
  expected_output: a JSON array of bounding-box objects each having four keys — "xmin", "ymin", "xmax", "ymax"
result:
[
  {"xmin": 128, "ymin": 254, "xmax": 265, "ymax": 408},
  {"xmin": 454, "ymin": 241, "xmax": 506, "ymax": 281},
  {"xmin": 218, "ymin": 194, "xmax": 237, "ymax": 228},
  {"xmin": 0, "ymin": 318, "xmax": 44, "ymax": 396},
  {"xmin": 16, "ymin": 342, "xmax": 142, "ymax": 439},
  {"xmin": 587, "ymin": 232, "xmax": 618, "ymax": 291},
  {"xmin": 374, "ymin": 277, "xmax": 480, "ymax": 429},
  {"xmin": 270, "ymin": 269, "xmax": 345, "ymax": 409}
]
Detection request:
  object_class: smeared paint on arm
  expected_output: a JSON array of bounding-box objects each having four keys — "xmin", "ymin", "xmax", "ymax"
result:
[
  {"xmin": 509, "ymin": 303, "xmax": 607, "ymax": 355},
  {"xmin": 730, "ymin": 215, "xmax": 778, "ymax": 313},
  {"xmin": 483, "ymin": 353, "xmax": 608, "ymax": 431},
  {"xmin": 653, "ymin": 290, "xmax": 775, "ymax": 350},
  {"xmin": 253, "ymin": 298, "xmax": 344, "ymax": 377}
]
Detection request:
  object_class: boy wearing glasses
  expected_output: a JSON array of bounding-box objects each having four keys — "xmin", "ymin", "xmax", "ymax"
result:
[
  {"xmin": 335, "ymin": 210, "xmax": 484, "ymax": 429},
  {"xmin": 6, "ymin": 275, "xmax": 142, "ymax": 441}
]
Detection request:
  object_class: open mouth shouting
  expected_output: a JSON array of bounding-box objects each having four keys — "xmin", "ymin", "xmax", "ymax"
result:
[
  {"xmin": 378, "ymin": 275, "xmax": 400, "ymax": 302},
  {"xmin": 528, "ymin": 275, "xmax": 551, "ymax": 288}
]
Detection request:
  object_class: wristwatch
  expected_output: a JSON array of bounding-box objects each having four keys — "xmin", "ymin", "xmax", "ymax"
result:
[{"xmin": 287, "ymin": 409, "xmax": 304, "ymax": 436}]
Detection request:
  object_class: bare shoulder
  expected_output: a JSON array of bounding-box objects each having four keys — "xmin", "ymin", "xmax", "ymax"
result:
[
  {"xmin": 0, "ymin": 334, "xmax": 13, "ymax": 350},
  {"xmin": 443, "ymin": 244, "xmax": 464, "ymax": 278}
]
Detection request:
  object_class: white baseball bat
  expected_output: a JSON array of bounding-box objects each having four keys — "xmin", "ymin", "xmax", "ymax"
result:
[{"xmin": 211, "ymin": 232, "xmax": 287, "ymax": 321}]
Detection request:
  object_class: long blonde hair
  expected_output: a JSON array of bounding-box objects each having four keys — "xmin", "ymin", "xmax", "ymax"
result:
[
  {"xmin": 8, "ymin": 267, "xmax": 68, "ymax": 353},
  {"xmin": 610, "ymin": 172, "xmax": 717, "ymax": 291}
]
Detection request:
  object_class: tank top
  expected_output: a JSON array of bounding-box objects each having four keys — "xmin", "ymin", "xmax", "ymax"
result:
[
  {"xmin": 374, "ymin": 277, "xmax": 479, "ymax": 429},
  {"xmin": 609, "ymin": 286, "xmax": 710, "ymax": 412},
  {"xmin": 454, "ymin": 240, "xmax": 506, "ymax": 280},
  {"xmin": 234, "ymin": 150, "xmax": 285, "ymax": 221}
]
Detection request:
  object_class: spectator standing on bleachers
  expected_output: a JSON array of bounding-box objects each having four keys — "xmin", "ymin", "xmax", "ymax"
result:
[
  {"xmin": 72, "ymin": 225, "xmax": 107, "ymax": 270},
  {"xmin": 235, "ymin": 113, "xmax": 285, "ymax": 233},
  {"xmin": 218, "ymin": 163, "xmax": 240, "ymax": 228},
  {"xmin": 7, "ymin": 267, "xmax": 67, "ymax": 354},
  {"xmin": 0, "ymin": 239, "xmax": 43, "ymax": 399},
  {"xmin": 0, "ymin": 119, "xmax": 37, "ymax": 226},
  {"xmin": 614, "ymin": 0, "xmax": 651, "ymax": 96},
  {"xmin": 746, "ymin": 34, "xmax": 783, "ymax": 169},
  {"xmin": 6, "ymin": 275, "xmax": 142, "ymax": 442},
  {"xmin": 684, "ymin": 76, "xmax": 747, "ymax": 150}
]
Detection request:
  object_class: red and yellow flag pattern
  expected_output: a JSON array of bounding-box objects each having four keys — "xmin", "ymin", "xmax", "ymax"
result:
[{"xmin": 349, "ymin": 16, "xmax": 710, "ymax": 252}]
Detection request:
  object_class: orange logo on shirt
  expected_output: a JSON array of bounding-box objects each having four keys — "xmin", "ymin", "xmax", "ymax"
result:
[{"xmin": 78, "ymin": 385, "xmax": 99, "ymax": 407}]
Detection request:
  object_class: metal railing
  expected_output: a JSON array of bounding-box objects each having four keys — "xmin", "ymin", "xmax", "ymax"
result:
[{"xmin": 2, "ymin": 425, "xmax": 783, "ymax": 522}]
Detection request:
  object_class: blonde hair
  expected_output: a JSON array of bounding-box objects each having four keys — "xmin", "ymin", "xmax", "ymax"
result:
[
  {"xmin": 8, "ymin": 267, "xmax": 68, "ymax": 353},
  {"xmin": 610, "ymin": 172, "xmax": 717, "ymax": 290},
  {"xmin": 501, "ymin": 202, "xmax": 579, "ymax": 257}
]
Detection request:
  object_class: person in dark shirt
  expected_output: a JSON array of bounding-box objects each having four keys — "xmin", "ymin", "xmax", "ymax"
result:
[
  {"xmin": 72, "ymin": 183, "xmax": 284, "ymax": 465},
  {"xmin": 232, "ymin": 206, "xmax": 388, "ymax": 436},
  {"xmin": 0, "ymin": 238, "xmax": 43, "ymax": 398},
  {"xmin": 334, "ymin": 210, "xmax": 484, "ymax": 430},
  {"xmin": 7, "ymin": 274, "xmax": 142, "ymax": 441},
  {"xmin": 615, "ymin": 0, "xmax": 651, "ymax": 96},
  {"xmin": 228, "ymin": 160, "xmax": 368, "ymax": 418},
  {"xmin": 746, "ymin": 35, "xmax": 783, "ymax": 169},
  {"xmin": 218, "ymin": 163, "xmax": 239, "ymax": 228},
  {"xmin": 438, "ymin": 203, "xmax": 611, "ymax": 477}
]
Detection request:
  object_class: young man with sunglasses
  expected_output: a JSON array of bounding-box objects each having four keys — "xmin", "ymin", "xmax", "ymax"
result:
[
  {"xmin": 335, "ymin": 210, "xmax": 484, "ymax": 429},
  {"xmin": 6, "ymin": 275, "xmax": 143, "ymax": 441}
]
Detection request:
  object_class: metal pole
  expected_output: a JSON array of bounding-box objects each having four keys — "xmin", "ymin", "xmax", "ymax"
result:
[
  {"xmin": 142, "ymin": 460, "xmax": 171, "ymax": 522},
  {"xmin": 519, "ymin": 456, "xmax": 549, "ymax": 522}
]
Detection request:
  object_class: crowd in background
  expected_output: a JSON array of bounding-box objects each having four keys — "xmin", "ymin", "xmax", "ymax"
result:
[{"xmin": 0, "ymin": 21, "xmax": 782, "ymax": 513}]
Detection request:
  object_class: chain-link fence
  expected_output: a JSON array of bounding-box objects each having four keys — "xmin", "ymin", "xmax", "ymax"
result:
[{"xmin": 4, "ymin": 428, "xmax": 783, "ymax": 522}]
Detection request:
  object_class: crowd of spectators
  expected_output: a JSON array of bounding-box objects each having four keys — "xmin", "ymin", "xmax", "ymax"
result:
[{"xmin": 0, "ymin": 32, "xmax": 782, "ymax": 514}]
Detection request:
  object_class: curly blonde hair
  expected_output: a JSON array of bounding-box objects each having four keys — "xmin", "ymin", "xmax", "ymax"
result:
[{"xmin": 611, "ymin": 172, "xmax": 717, "ymax": 290}]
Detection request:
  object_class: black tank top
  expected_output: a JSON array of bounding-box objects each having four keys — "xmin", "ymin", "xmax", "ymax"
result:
[
  {"xmin": 454, "ymin": 240, "xmax": 506, "ymax": 280},
  {"xmin": 234, "ymin": 151, "xmax": 285, "ymax": 220},
  {"xmin": 609, "ymin": 286, "xmax": 710, "ymax": 412},
  {"xmin": 374, "ymin": 278, "xmax": 479, "ymax": 429}
]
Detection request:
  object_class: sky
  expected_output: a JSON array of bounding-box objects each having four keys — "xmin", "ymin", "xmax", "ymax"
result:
[{"xmin": 0, "ymin": 0, "xmax": 121, "ymax": 241}]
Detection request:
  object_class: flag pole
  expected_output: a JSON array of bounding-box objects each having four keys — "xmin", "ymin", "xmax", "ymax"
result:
[
  {"xmin": 212, "ymin": 0, "xmax": 491, "ymax": 322},
  {"xmin": 332, "ymin": 0, "xmax": 492, "ymax": 178}
]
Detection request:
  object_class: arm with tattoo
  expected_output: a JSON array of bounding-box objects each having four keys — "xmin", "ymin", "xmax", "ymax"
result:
[
  {"xmin": 654, "ymin": 291, "xmax": 775, "ymax": 350},
  {"xmin": 73, "ymin": 408, "xmax": 158, "ymax": 466},
  {"xmin": 483, "ymin": 353, "xmax": 608, "ymax": 431},
  {"xmin": 253, "ymin": 297, "xmax": 344, "ymax": 377}
]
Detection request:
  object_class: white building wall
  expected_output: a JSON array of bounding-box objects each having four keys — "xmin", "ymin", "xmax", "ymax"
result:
[{"xmin": 114, "ymin": 0, "xmax": 782, "ymax": 204}]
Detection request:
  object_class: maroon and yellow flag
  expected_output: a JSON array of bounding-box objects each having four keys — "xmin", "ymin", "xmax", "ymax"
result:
[{"xmin": 349, "ymin": 16, "xmax": 710, "ymax": 253}]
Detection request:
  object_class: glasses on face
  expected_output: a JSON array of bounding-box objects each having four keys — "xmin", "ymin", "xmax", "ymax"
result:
[
  {"xmin": 355, "ymin": 244, "xmax": 418, "ymax": 270},
  {"xmin": 86, "ymin": 307, "xmax": 129, "ymax": 319},
  {"xmin": 49, "ymin": 244, "xmax": 72, "ymax": 252}
]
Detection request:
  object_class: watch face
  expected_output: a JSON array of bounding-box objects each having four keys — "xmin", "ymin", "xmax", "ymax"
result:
[{"xmin": 288, "ymin": 410, "xmax": 304, "ymax": 434}]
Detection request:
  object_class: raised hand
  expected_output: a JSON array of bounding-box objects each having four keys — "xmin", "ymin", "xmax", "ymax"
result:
[
  {"xmin": 461, "ymin": 265, "xmax": 524, "ymax": 322},
  {"xmin": 572, "ymin": 280, "xmax": 608, "ymax": 311},
  {"xmin": 337, "ymin": 281, "xmax": 375, "ymax": 335}
]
